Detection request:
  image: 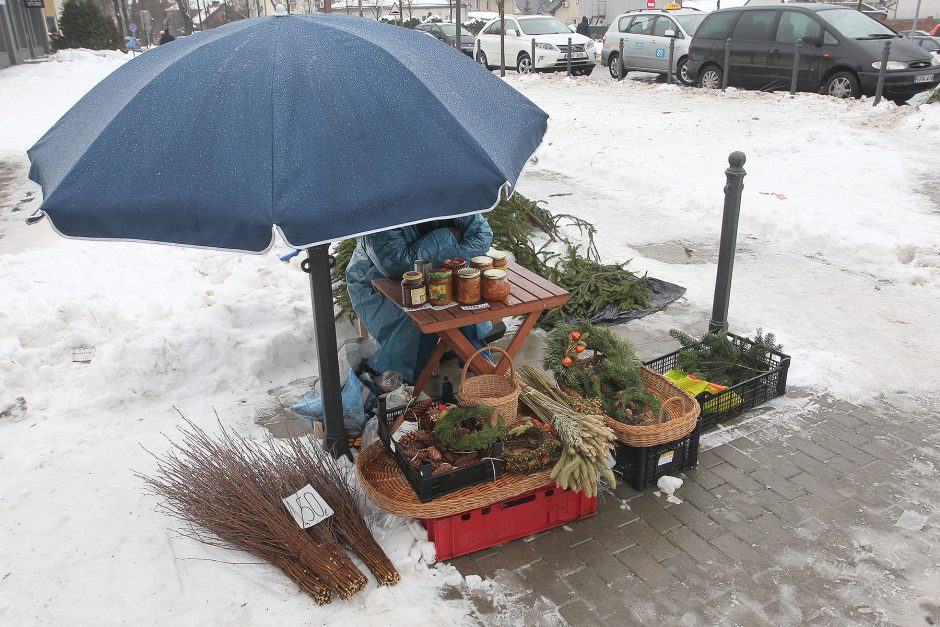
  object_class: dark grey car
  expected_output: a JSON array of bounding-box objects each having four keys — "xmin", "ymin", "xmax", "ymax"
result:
[
  {"xmin": 686, "ymin": 5, "xmax": 940, "ymax": 103},
  {"xmin": 415, "ymin": 23, "xmax": 475, "ymax": 56}
]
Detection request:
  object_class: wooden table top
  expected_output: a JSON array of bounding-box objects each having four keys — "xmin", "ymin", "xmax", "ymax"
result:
[{"xmin": 373, "ymin": 262, "xmax": 569, "ymax": 334}]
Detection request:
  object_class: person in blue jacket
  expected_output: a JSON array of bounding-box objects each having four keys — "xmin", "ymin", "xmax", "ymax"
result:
[{"xmin": 346, "ymin": 215, "xmax": 494, "ymax": 383}]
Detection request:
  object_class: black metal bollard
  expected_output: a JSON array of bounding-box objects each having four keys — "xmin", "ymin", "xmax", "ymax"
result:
[
  {"xmin": 722, "ymin": 38, "xmax": 731, "ymax": 90},
  {"xmin": 667, "ymin": 36, "xmax": 676, "ymax": 84},
  {"xmin": 789, "ymin": 38, "xmax": 803, "ymax": 96},
  {"xmin": 618, "ymin": 38, "xmax": 625, "ymax": 81},
  {"xmin": 709, "ymin": 152, "xmax": 747, "ymax": 333},
  {"xmin": 567, "ymin": 36, "xmax": 572, "ymax": 77},
  {"xmin": 531, "ymin": 37, "xmax": 536, "ymax": 74},
  {"xmin": 873, "ymin": 40, "xmax": 891, "ymax": 106}
]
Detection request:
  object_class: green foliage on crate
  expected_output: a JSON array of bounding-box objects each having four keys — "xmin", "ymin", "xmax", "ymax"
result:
[{"xmin": 669, "ymin": 328, "xmax": 783, "ymax": 387}]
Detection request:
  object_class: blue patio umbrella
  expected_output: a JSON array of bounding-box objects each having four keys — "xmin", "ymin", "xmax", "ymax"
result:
[{"xmin": 26, "ymin": 12, "xmax": 547, "ymax": 458}]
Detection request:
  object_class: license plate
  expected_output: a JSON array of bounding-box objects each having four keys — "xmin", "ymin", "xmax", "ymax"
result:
[
  {"xmin": 914, "ymin": 73, "xmax": 935, "ymax": 83},
  {"xmin": 571, "ymin": 53, "xmax": 588, "ymax": 59}
]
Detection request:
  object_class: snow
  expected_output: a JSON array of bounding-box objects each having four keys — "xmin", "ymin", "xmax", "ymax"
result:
[
  {"xmin": 3, "ymin": 50, "xmax": 940, "ymax": 624},
  {"xmin": 508, "ymin": 72, "xmax": 940, "ymax": 400},
  {"xmin": 656, "ymin": 475, "xmax": 683, "ymax": 504}
]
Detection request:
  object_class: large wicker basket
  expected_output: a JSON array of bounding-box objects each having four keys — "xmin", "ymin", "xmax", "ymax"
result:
[
  {"xmin": 564, "ymin": 367, "xmax": 699, "ymax": 448},
  {"xmin": 458, "ymin": 345, "xmax": 521, "ymax": 427}
]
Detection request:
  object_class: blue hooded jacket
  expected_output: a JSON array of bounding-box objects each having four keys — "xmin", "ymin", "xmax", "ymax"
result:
[{"xmin": 345, "ymin": 215, "xmax": 494, "ymax": 382}]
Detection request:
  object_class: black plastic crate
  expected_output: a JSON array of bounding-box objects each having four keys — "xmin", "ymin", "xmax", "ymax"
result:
[
  {"xmin": 644, "ymin": 332, "xmax": 791, "ymax": 432},
  {"xmin": 614, "ymin": 419, "xmax": 701, "ymax": 490},
  {"xmin": 376, "ymin": 380, "xmax": 503, "ymax": 503}
]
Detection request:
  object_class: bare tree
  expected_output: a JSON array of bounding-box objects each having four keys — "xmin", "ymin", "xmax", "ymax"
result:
[{"xmin": 174, "ymin": 0, "xmax": 194, "ymax": 33}]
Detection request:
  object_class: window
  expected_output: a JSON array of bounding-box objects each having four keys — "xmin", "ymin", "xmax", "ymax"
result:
[
  {"xmin": 817, "ymin": 8, "xmax": 895, "ymax": 39},
  {"xmin": 628, "ymin": 15, "xmax": 655, "ymax": 35},
  {"xmin": 731, "ymin": 10, "xmax": 777, "ymax": 41},
  {"xmin": 618, "ymin": 16, "xmax": 632, "ymax": 33},
  {"xmin": 696, "ymin": 11, "xmax": 740, "ymax": 39},
  {"xmin": 775, "ymin": 11, "xmax": 821, "ymax": 43},
  {"xmin": 483, "ymin": 21, "xmax": 501, "ymax": 35},
  {"xmin": 824, "ymin": 31, "xmax": 838, "ymax": 44},
  {"xmin": 675, "ymin": 14, "xmax": 706, "ymax": 36},
  {"xmin": 920, "ymin": 38, "xmax": 940, "ymax": 52},
  {"xmin": 505, "ymin": 19, "xmax": 521, "ymax": 35},
  {"xmin": 652, "ymin": 17, "xmax": 675, "ymax": 38},
  {"xmin": 518, "ymin": 17, "xmax": 570, "ymax": 35}
]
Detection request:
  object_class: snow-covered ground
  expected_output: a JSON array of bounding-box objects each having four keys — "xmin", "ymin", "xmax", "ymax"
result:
[{"xmin": 1, "ymin": 51, "xmax": 939, "ymax": 624}]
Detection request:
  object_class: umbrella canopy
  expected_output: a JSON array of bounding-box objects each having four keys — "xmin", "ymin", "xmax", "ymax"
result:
[
  {"xmin": 28, "ymin": 14, "xmax": 547, "ymax": 251},
  {"xmin": 26, "ymin": 13, "xmax": 547, "ymax": 458}
]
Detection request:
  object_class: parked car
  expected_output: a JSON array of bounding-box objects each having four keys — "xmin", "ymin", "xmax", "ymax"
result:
[
  {"xmin": 687, "ymin": 5, "xmax": 940, "ymax": 103},
  {"xmin": 910, "ymin": 35, "xmax": 940, "ymax": 54},
  {"xmin": 600, "ymin": 9, "xmax": 708, "ymax": 85},
  {"xmin": 474, "ymin": 15, "xmax": 596, "ymax": 75},
  {"xmin": 898, "ymin": 30, "xmax": 932, "ymax": 38},
  {"xmin": 415, "ymin": 22, "xmax": 475, "ymax": 55}
]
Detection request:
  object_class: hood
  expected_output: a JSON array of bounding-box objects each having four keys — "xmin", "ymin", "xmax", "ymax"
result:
[
  {"xmin": 528, "ymin": 32, "xmax": 593, "ymax": 45},
  {"xmin": 462, "ymin": 33, "xmax": 475, "ymax": 44},
  {"xmin": 853, "ymin": 37, "xmax": 935, "ymax": 63}
]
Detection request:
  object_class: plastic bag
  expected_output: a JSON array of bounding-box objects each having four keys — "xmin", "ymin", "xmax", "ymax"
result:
[
  {"xmin": 292, "ymin": 368, "xmax": 372, "ymax": 436},
  {"xmin": 361, "ymin": 417, "xmax": 380, "ymax": 450}
]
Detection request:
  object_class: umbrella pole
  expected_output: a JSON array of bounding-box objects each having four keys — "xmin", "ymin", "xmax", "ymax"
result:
[{"xmin": 303, "ymin": 246, "xmax": 352, "ymax": 461}]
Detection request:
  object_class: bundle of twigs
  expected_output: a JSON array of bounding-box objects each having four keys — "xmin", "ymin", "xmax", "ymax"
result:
[
  {"xmin": 518, "ymin": 364, "xmax": 617, "ymax": 498},
  {"xmin": 279, "ymin": 437, "xmax": 400, "ymax": 586},
  {"xmin": 139, "ymin": 419, "xmax": 369, "ymax": 603}
]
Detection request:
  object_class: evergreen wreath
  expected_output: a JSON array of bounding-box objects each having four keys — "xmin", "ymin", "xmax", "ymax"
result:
[
  {"xmin": 433, "ymin": 406, "xmax": 503, "ymax": 452},
  {"xmin": 501, "ymin": 421, "xmax": 561, "ymax": 474},
  {"xmin": 543, "ymin": 322, "xmax": 661, "ymax": 425}
]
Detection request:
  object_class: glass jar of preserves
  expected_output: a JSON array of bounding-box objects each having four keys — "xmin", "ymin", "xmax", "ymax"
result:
[
  {"xmin": 427, "ymin": 268, "xmax": 453, "ymax": 305},
  {"xmin": 470, "ymin": 255, "xmax": 493, "ymax": 272},
  {"xmin": 442, "ymin": 257, "xmax": 467, "ymax": 273},
  {"xmin": 456, "ymin": 267, "xmax": 482, "ymax": 305},
  {"xmin": 482, "ymin": 269, "xmax": 510, "ymax": 302},
  {"xmin": 488, "ymin": 249, "xmax": 508, "ymax": 269},
  {"xmin": 401, "ymin": 271, "xmax": 427, "ymax": 308}
]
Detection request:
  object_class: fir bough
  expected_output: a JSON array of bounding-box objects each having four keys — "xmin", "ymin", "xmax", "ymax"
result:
[
  {"xmin": 669, "ymin": 328, "xmax": 783, "ymax": 387},
  {"xmin": 433, "ymin": 406, "xmax": 502, "ymax": 452}
]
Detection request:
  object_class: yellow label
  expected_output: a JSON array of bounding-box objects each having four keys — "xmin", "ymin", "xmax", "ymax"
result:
[
  {"xmin": 428, "ymin": 283, "xmax": 448, "ymax": 302},
  {"xmin": 410, "ymin": 288, "xmax": 426, "ymax": 304},
  {"xmin": 657, "ymin": 451, "xmax": 675, "ymax": 466}
]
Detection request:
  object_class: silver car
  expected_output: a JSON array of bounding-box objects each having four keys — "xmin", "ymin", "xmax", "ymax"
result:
[{"xmin": 601, "ymin": 9, "xmax": 707, "ymax": 85}]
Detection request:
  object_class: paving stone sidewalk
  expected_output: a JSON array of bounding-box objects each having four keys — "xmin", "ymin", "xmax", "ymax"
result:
[{"xmin": 441, "ymin": 391, "xmax": 940, "ymax": 626}]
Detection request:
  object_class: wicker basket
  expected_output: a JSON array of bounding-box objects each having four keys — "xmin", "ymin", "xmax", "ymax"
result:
[
  {"xmin": 562, "ymin": 367, "xmax": 699, "ymax": 448},
  {"xmin": 458, "ymin": 345, "xmax": 521, "ymax": 427}
]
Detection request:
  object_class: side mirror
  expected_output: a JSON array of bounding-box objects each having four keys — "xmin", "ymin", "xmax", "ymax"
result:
[
  {"xmin": 506, "ymin": 29, "xmax": 518, "ymax": 37},
  {"xmin": 664, "ymin": 29, "xmax": 676, "ymax": 38},
  {"xmin": 802, "ymin": 35, "xmax": 822, "ymax": 46}
]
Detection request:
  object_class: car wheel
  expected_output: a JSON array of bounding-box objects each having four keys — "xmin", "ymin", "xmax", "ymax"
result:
[
  {"xmin": 676, "ymin": 57, "xmax": 693, "ymax": 86},
  {"xmin": 476, "ymin": 50, "xmax": 489, "ymax": 69},
  {"xmin": 823, "ymin": 71, "xmax": 860, "ymax": 99},
  {"xmin": 517, "ymin": 52, "xmax": 533, "ymax": 74},
  {"xmin": 608, "ymin": 53, "xmax": 621, "ymax": 79},
  {"xmin": 699, "ymin": 65, "xmax": 722, "ymax": 89}
]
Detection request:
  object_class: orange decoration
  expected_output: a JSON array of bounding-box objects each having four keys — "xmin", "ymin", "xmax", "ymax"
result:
[
  {"xmin": 575, "ymin": 345, "xmax": 586, "ymax": 353},
  {"xmin": 570, "ymin": 331, "xmax": 581, "ymax": 341},
  {"xmin": 562, "ymin": 356, "xmax": 574, "ymax": 367}
]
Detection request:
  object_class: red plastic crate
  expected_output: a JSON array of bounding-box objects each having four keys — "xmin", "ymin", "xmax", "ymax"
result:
[{"xmin": 422, "ymin": 483, "xmax": 597, "ymax": 561}]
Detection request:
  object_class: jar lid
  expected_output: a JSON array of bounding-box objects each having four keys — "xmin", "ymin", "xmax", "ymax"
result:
[
  {"xmin": 443, "ymin": 257, "xmax": 466, "ymax": 266},
  {"xmin": 487, "ymin": 249, "xmax": 508, "ymax": 261},
  {"xmin": 428, "ymin": 268, "xmax": 452, "ymax": 279},
  {"xmin": 402, "ymin": 271, "xmax": 423, "ymax": 281},
  {"xmin": 471, "ymin": 255, "xmax": 493, "ymax": 264},
  {"xmin": 457, "ymin": 268, "xmax": 481, "ymax": 278},
  {"xmin": 483, "ymin": 269, "xmax": 507, "ymax": 280}
]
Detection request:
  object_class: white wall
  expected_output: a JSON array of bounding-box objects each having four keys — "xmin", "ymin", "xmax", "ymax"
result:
[{"xmin": 891, "ymin": 0, "xmax": 940, "ymax": 21}]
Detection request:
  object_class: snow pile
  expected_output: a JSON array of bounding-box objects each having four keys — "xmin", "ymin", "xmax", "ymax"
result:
[
  {"xmin": 902, "ymin": 101, "xmax": 940, "ymax": 136},
  {"xmin": 655, "ymin": 475, "xmax": 683, "ymax": 504}
]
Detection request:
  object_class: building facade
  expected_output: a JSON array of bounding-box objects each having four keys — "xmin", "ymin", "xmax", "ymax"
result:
[{"xmin": 1, "ymin": 0, "xmax": 50, "ymax": 68}]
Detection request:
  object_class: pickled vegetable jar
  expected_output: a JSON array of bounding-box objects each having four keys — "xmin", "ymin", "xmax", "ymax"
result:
[
  {"xmin": 427, "ymin": 268, "xmax": 453, "ymax": 305},
  {"xmin": 456, "ymin": 267, "xmax": 482, "ymax": 305},
  {"xmin": 482, "ymin": 269, "xmax": 510, "ymax": 302},
  {"xmin": 470, "ymin": 255, "xmax": 493, "ymax": 272},
  {"xmin": 488, "ymin": 249, "xmax": 508, "ymax": 269},
  {"xmin": 401, "ymin": 271, "xmax": 427, "ymax": 307}
]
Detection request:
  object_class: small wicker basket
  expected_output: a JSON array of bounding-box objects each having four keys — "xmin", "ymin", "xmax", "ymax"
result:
[{"xmin": 458, "ymin": 345, "xmax": 521, "ymax": 427}]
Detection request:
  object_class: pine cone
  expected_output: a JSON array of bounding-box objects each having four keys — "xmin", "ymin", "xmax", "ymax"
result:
[{"xmin": 453, "ymin": 452, "xmax": 479, "ymax": 467}]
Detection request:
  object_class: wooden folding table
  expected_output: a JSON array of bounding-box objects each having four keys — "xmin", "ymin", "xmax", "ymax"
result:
[{"xmin": 372, "ymin": 263, "xmax": 570, "ymax": 396}]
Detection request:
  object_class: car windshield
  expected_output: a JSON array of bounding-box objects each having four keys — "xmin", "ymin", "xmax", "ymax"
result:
[
  {"xmin": 438, "ymin": 24, "xmax": 456, "ymax": 35},
  {"xmin": 520, "ymin": 17, "xmax": 571, "ymax": 35},
  {"xmin": 817, "ymin": 8, "xmax": 897, "ymax": 39},
  {"xmin": 675, "ymin": 14, "xmax": 706, "ymax": 35}
]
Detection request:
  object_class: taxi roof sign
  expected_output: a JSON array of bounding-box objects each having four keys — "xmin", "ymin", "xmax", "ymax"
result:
[{"xmin": 664, "ymin": 1, "xmax": 682, "ymax": 8}]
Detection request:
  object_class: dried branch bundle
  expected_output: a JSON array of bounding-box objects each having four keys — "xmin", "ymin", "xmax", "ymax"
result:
[{"xmin": 138, "ymin": 419, "xmax": 370, "ymax": 603}]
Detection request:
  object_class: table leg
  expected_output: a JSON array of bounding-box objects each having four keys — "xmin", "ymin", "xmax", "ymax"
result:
[
  {"xmin": 492, "ymin": 312, "xmax": 540, "ymax": 376},
  {"xmin": 439, "ymin": 328, "xmax": 495, "ymax": 375},
  {"xmin": 412, "ymin": 340, "xmax": 448, "ymax": 397}
]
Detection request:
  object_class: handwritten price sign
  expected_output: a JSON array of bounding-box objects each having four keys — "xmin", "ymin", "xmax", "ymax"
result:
[{"xmin": 282, "ymin": 484, "xmax": 334, "ymax": 529}]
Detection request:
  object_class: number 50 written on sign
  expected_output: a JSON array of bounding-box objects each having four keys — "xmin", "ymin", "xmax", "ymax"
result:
[{"xmin": 282, "ymin": 484, "xmax": 334, "ymax": 528}]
